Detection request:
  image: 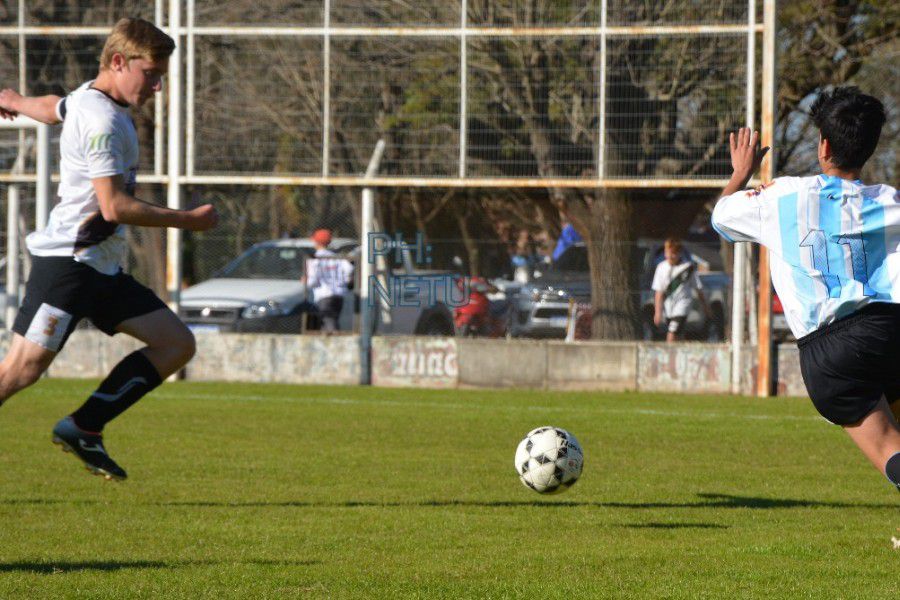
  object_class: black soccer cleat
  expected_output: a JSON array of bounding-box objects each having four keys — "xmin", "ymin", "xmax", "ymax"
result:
[{"xmin": 51, "ymin": 416, "xmax": 127, "ymax": 481}]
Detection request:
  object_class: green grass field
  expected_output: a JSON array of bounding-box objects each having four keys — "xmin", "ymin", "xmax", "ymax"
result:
[{"xmin": 0, "ymin": 379, "xmax": 896, "ymax": 599}]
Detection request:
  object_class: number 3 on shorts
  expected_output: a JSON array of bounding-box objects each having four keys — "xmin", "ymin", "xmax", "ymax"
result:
[{"xmin": 25, "ymin": 303, "xmax": 73, "ymax": 352}]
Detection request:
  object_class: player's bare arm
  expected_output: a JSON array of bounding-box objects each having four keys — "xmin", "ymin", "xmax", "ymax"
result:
[
  {"xmin": 0, "ymin": 89, "xmax": 63, "ymax": 124},
  {"xmin": 721, "ymin": 127, "xmax": 770, "ymax": 197},
  {"xmin": 92, "ymin": 175, "xmax": 218, "ymax": 231}
]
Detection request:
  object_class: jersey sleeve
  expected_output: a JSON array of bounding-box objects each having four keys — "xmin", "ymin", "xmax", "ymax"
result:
[
  {"xmin": 55, "ymin": 96, "xmax": 68, "ymax": 122},
  {"xmin": 651, "ymin": 263, "xmax": 666, "ymax": 292},
  {"xmin": 711, "ymin": 186, "xmax": 767, "ymax": 243},
  {"xmin": 83, "ymin": 118, "xmax": 126, "ymax": 180}
]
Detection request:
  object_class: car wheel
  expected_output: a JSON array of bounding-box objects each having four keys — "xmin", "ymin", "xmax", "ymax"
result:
[{"xmin": 417, "ymin": 315, "xmax": 454, "ymax": 336}]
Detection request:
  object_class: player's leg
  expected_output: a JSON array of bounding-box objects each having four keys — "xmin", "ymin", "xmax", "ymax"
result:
[
  {"xmin": 115, "ymin": 307, "xmax": 196, "ymax": 377},
  {"xmin": 0, "ymin": 334, "xmax": 57, "ymax": 406},
  {"xmin": 53, "ymin": 307, "xmax": 193, "ymax": 482},
  {"xmin": 842, "ymin": 397, "xmax": 900, "ymax": 491},
  {"xmin": 68, "ymin": 307, "xmax": 194, "ymax": 434},
  {"xmin": 1, "ymin": 255, "xmax": 89, "ymax": 406},
  {"xmin": 318, "ymin": 296, "xmax": 343, "ymax": 333},
  {"xmin": 666, "ymin": 317, "xmax": 683, "ymax": 342},
  {"xmin": 53, "ymin": 271, "xmax": 189, "ymax": 480}
]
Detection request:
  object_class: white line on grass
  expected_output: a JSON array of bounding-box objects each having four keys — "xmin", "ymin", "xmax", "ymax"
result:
[{"xmin": 25, "ymin": 386, "xmax": 821, "ymax": 423}]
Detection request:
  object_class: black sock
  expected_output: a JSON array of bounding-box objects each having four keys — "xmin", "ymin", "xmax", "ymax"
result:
[
  {"xmin": 887, "ymin": 452, "xmax": 900, "ymax": 491},
  {"xmin": 70, "ymin": 351, "xmax": 163, "ymax": 432}
]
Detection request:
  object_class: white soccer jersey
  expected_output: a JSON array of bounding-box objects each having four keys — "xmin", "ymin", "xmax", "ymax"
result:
[
  {"xmin": 712, "ymin": 174, "xmax": 900, "ymax": 338},
  {"xmin": 651, "ymin": 260, "xmax": 702, "ymax": 318},
  {"xmin": 306, "ymin": 249, "xmax": 354, "ymax": 303},
  {"xmin": 26, "ymin": 81, "xmax": 138, "ymax": 275}
]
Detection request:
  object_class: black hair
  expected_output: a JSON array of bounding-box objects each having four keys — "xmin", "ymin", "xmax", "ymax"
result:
[{"xmin": 809, "ymin": 87, "xmax": 886, "ymax": 170}]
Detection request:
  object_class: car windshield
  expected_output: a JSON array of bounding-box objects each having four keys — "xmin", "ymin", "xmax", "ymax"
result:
[{"xmin": 217, "ymin": 246, "xmax": 314, "ymax": 280}]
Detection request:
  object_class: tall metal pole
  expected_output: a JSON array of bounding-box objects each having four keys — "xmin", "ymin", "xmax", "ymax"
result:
[
  {"xmin": 359, "ymin": 139, "xmax": 386, "ymax": 385},
  {"xmin": 731, "ymin": 0, "xmax": 757, "ymax": 394},
  {"xmin": 322, "ymin": 0, "xmax": 332, "ymax": 177},
  {"xmin": 458, "ymin": 0, "xmax": 467, "ymax": 178},
  {"xmin": 154, "ymin": 0, "xmax": 164, "ymax": 176},
  {"xmin": 756, "ymin": 0, "xmax": 777, "ymax": 396},
  {"xmin": 597, "ymin": 0, "xmax": 608, "ymax": 179},
  {"xmin": 186, "ymin": 0, "xmax": 196, "ymax": 178},
  {"xmin": 6, "ymin": 184, "xmax": 19, "ymax": 329},
  {"xmin": 35, "ymin": 124, "xmax": 50, "ymax": 230},
  {"xmin": 167, "ymin": 0, "xmax": 183, "ymax": 311}
]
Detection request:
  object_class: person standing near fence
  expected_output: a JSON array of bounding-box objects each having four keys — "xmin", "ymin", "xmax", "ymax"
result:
[
  {"xmin": 305, "ymin": 229, "xmax": 354, "ymax": 333},
  {"xmin": 652, "ymin": 238, "xmax": 712, "ymax": 342},
  {"xmin": 0, "ymin": 18, "xmax": 218, "ymax": 481}
]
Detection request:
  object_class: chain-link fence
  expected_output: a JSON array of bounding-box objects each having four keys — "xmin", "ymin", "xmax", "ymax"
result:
[{"xmin": 0, "ymin": 1, "xmax": 771, "ymax": 339}]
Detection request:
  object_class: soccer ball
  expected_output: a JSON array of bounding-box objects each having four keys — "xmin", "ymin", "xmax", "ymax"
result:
[{"xmin": 514, "ymin": 426, "xmax": 583, "ymax": 494}]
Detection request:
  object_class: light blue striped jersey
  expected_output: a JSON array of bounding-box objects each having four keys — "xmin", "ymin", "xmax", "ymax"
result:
[{"xmin": 711, "ymin": 174, "xmax": 900, "ymax": 338}]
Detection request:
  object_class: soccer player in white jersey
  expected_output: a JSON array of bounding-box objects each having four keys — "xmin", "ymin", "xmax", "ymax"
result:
[
  {"xmin": 711, "ymin": 87, "xmax": 900, "ymax": 493},
  {"xmin": 0, "ymin": 18, "xmax": 218, "ymax": 480},
  {"xmin": 652, "ymin": 237, "xmax": 713, "ymax": 342}
]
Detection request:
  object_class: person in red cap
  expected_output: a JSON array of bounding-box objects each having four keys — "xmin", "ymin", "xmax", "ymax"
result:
[
  {"xmin": 305, "ymin": 229, "xmax": 353, "ymax": 333},
  {"xmin": 311, "ymin": 228, "xmax": 331, "ymax": 247}
]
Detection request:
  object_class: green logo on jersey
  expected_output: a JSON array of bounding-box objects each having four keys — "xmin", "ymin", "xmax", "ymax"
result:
[{"xmin": 88, "ymin": 133, "xmax": 113, "ymax": 152}]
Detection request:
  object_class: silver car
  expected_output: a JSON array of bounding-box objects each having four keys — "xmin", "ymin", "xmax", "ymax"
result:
[{"xmin": 180, "ymin": 238, "xmax": 358, "ymax": 334}]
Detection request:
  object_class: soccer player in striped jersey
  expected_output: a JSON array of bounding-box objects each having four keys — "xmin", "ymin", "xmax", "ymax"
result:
[{"xmin": 712, "ymin": 87, "xmax": 900, "ymax": 493}]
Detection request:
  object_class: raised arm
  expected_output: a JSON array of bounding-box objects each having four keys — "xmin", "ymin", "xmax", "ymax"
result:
[
  {"xmin": 0, "ymin": 89, "xmax": 63, "ymax": 125},
  {"xmin": 720, "ymin": 127, "xmax": 770, "ymax": 197},
  {"xmin": 92, "ymin": 175, "xmax": 218, "ymax": 231}
]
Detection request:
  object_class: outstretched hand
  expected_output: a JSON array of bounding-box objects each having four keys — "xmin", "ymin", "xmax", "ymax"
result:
[
  {"xmin": 0, "ymin": 88, "xmax": 22, "ymax": 120},
  {"xmin": 729, "ymin": 127, "xmax": 770, "ymax": 183},
  {"xmin": 186, "ymin": 204, "xmax": 219, "ymax": 232}
]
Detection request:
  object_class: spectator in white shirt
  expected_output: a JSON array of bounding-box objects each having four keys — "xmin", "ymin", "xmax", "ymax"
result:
[{"xmin": 304, "ymin": 229, "xmax": 353, "ymax": 333}]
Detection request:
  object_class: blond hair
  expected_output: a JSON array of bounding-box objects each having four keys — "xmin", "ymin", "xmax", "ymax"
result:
[{"xmin": 100, "ymin": 18, "xmax": 175, "ymax": 69}]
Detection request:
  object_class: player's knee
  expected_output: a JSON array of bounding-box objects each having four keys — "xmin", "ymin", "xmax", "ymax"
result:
[{"xmin": 172, "ymin": 328, "xmax": 196, "ymax": 366}]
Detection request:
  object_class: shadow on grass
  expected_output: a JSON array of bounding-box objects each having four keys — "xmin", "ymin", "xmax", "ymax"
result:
[
  {"xmin": 153, "ymin": 494, "xmax": 899, "ymax": 510},
  {"xmin": 0, "ymin": 558, "xmax": 318, "ymax": 574},
  {"xmin": 3, "ymin": 493, "xmax": 896, "ymax": 510},
  {"xmin": 621, "ymin": 522, "xmax": 729, "ymax": 529}
]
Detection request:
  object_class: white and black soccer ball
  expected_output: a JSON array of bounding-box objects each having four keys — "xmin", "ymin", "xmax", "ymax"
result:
[{"xmin": 514, "ymin": 426, "xmax": 583, "ymax": 494}]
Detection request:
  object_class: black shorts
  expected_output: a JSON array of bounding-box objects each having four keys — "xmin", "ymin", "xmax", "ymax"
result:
[
  {"xmin": 12, "ymin": 255, "xmax": 167, "ymax": 352},
  {"xmin": 798, "ymin": 302, "xmax": 900, "ymax": 425}
]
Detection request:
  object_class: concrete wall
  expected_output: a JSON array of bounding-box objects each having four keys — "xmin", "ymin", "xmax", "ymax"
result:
[
  {"xmin": 545, "ymin": 342, "xmax": 637, "ymax": 391},
  {"xmin": 457, "ymin": 338, "xmax": 548, "ymax": 389},
  {"xmin": 9, "ymin": 329, "xmax": 806, "ymax": 397},
  {"xmin": 371, "ymin": 336, "xmax": 457, "ymax": 388},
  {"xmin": 637, "ymin": 344, "xmax": 731, "ymax": 394},
  {"xmin": 187, "ymin": 332, "xmax": 360, "ymax": 385}
]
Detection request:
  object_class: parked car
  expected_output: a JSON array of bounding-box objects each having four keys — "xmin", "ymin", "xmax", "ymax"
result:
[
  {"xmin": 507, "ymin": 244, "xmax": 591, "ymax": 339},
  {"xmin": 180, "ymin": 238, "xmax": 359, "ymax": 334},
  {"xmin": 180, "ymin": 236, "xmax": 456, "ymax": 336}
]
